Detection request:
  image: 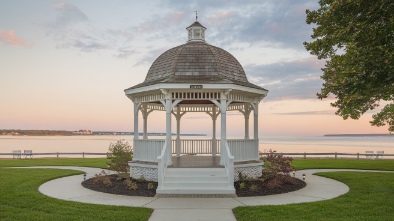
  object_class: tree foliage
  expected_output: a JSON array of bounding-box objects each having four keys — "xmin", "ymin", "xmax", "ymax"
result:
[
  {"xmin": 107, "ymin": 140, "xmax": 133, "ymax": 174},
  {"xmin": 304, "ymin": 0, "xmax": 394, "ymax": 132}
]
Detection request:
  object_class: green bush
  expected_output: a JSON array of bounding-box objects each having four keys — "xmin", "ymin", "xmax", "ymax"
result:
[{"xmin": 107, "ymin": 140, "xmax": 133, "ymax": 174}]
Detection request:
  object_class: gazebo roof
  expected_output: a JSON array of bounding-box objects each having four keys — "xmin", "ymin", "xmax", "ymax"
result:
[{"xmin": 125, "ymin": 21, "xmax": 267, "ymax": 92}]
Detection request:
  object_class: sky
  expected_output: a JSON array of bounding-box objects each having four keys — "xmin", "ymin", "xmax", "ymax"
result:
[{"xmin": 0, "ymin": 0, "xmax": 389, "ymax": 137}]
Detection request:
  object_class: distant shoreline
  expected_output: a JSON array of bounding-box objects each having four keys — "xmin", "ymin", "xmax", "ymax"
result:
[
  {"xmin": 1, "ymin": 129, "xmax": 206, "ymax": 137},
  {"xmin": 324, "ymin": 134, "xmax": 393, "ymax": 137}
]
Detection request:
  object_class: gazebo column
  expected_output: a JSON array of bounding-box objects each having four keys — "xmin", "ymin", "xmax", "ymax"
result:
[
  {"xmin": 206, "ymin": 106, "xmax": 219, "ymax": 157},
  {"xmin": 239, "ymin": 104, "xmax": 252, "ymax": 140},
  {"xmin": 212, "ymin": 106, "xmax": 218, "ymax": 157},
  {"xmin": 133, "ymin": 102, "xmax": 141, "ymax": 141},
  {"xmin": 161, "ymin": 89, "xmax": 182, "ymax": 166},
  {"xmin": 141, "ymin": 104, "xmax": 154, "ymax": 140},
  {"xmin": 164, "ymin": 97, "xmax": 173, "ymax": 165},
  {"xmin": 172, "ymin": 107, "xmax": 186, "ymax": 157},
  {"xmin": 211, "ymin": 90, "xmax": 232, "ymax": 165},
  {"xmin": 220, "ymin": 99, "xmax": 226, "ymax": 164},
  {"xmin": 253, "ymin": 103, "xmax": 259, "ymax": 140}
]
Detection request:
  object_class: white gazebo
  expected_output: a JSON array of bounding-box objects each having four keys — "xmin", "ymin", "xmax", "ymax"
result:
[{"xmin": 125, "ymin": 20, "xmax": 268, "ymax": 195}]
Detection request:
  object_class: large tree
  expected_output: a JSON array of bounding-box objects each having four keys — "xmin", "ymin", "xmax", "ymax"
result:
[{"xmin": 304, "ymin": 0, "xmax": 394, "ymax": 132}]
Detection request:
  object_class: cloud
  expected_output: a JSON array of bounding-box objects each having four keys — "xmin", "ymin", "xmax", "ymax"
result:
[
  {"xmin": 42, "ymin": 1, "xmax": 320, "ymax": 61},
  {"xmin": 50, "ymin": 2, "xmax": 88, "ymax": 28},
  {"xmin": 133, "ymin": 48, "xmax": 168, "ymax": 66},
  {"xmin": 273, "ymin": 110, "xmax": 335, "ymax": 115},
  {"xmin": 0, "ymin": 29, "xmax": 28, "ymax": 46},
  {"xmin": 116, "ymin": 47, "xmax": 138, "ymax": 59},
  {"xmin": 245, "ymin": 57, "xmax": 326, "ymax": 101},
  {"xmin": 160, "ymin": 0, "xmax": 320, "ymax": 50},
  {"xmin": 45, "ymin": 2, "xmax": 118, "ymax": 54}
]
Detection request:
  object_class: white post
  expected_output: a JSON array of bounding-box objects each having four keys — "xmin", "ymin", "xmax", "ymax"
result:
[
  {"xmin": 212, "ymin": 106, "xmax": 217, "ymax": 157},
  {"xmin": 176, "ymin": 107, "xmax": 181, "ymax": 157},
  {"xmin": 163, "ymin": 92, "xmax": 173, "ymax": 166},
  {"xmin": 142, "ymin": 104, "xmax": 148, "ymax": 139},
  {"xmin": 253, "ymin": 103, "xmax": 259, "ymax": 140},
  {"xmin": 245, "ymin": 113, "xmax": 250, "ymax": 140},
  {"xmin": 220, "ymin": 92, "xmax": 228, "ymax": 165},
  {"xmin": 133, "ymin": 102, "xmax": 140, "ymax": 141}
]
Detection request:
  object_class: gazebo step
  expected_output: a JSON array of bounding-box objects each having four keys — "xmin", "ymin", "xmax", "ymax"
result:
[
  {"xmin": 164, "ymin": 176, "xmax": 227, "ymax": 182},
  {"xmin": 156, "ymin": 187, "xmax": 236, "ymax": 195},
  {"xmin": 165, "ymin": 168, "xmax": 226, "ymax": 177},
  {"xmin": 159, "ymin": 168, "xmax": 234, "ymax": 194},
  {"xmin": 164, "ymin": 181, "xmax": 228, "ymax": 188}
]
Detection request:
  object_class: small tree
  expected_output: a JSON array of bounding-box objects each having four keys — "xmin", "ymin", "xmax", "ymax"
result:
[
  {"xmin": 107, "ymin": 140, "xmax": 133, "ymax": 174},
  {"xmin": 262, "ymin": 149, "xmax": 294, "ymax": 188}
]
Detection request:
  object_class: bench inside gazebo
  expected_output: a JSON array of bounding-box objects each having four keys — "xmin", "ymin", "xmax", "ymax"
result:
[{"xmin": 125, "ymin": 20, "xmax": 268, "ymax": 195}]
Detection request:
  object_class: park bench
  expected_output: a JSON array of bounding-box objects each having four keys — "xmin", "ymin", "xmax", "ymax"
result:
[
  {"xmin": 375, "ymin": 151, "xmax": 384, "ymax": 159},
  {"xmin": 12, "ymin": 150, "xmax": 21, "ymax": 159},
  {"xmin": 365, "ymin": 151, "xmax": 374, "ymax": 159},
  {"xmin": 24, "ymin": 150, "xmax": 33, "ymax": 159}
]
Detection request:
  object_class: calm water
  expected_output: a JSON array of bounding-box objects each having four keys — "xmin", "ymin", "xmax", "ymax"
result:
[{"xmin": 1, "ymin": 135, "xmax": 393, "ymax": 158}]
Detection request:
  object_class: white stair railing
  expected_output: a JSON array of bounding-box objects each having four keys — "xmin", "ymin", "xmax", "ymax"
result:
[
  {"xmin": 227, "ymin": 139, "xmax": 259, "ymax": 162},
  {"xmin": 157, "ymin": 140, "xmax": 168, "ymax": 189},
  {"xmin": 223, "ymin": 141, "xmax": 234, "ymax": 188},
  {"xmin": 134, "ymin": 139, "xmax": 165, "ymax": 162}
]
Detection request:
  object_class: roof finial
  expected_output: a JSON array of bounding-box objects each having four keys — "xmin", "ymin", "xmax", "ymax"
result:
[{"xmin": 194, "ymin": 10, "xmax": 198, "ymax": 21}]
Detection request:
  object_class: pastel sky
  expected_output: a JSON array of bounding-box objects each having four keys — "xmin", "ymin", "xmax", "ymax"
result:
[{"xmin": 0, "ymin": 0, "xmax": 389, "ymax": 137}]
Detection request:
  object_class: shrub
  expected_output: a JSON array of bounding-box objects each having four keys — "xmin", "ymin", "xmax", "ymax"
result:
[
  {"xmin": 249, "ymin": 184, "xmax": 257, "ymax": 192},
  {"xmin": 147, "ymin": 183, "xmax": 154, "ymax": 190},
  {"xmin": 262, "ymin": 149, "xmax": 294, "ymax": 188},
  {"xmin": 239, "ymin": 182, "xmax": 245, "ymax": 189},
  {"xmin": 124, "ymin": 178, "xmax": 138, "ymax": 190},
  {"xmin": 92, "ymin": 170, "xmax": 112, "ymax": 186},
  {"xmin": 107, "ymin": 140, "xmax": 133, "ymax": 174},
  {"xmin": 136, "ymin": 176, "xmax": 146, "ymax": 182},
  {"xmin": 238, "ymin": 171, "xmax": 257, "ymax": 181}
]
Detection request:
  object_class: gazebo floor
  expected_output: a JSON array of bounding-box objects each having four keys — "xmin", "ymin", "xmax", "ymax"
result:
[{"xmin": 169, "ymin": 155, "xmax": 223, "ymax": 168}]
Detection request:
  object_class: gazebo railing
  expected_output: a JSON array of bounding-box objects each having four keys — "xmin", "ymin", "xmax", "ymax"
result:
[
  {"xmin": 172, "ymin": 139, "xmax": 221, "ymax": 154},
  {"xmin": 133, "ymin": 138, "xmax": 258, "ymax": 162},
  {"xmin": 227, "ymin": 139, "xmax": 259, "ymax": 162},
  {"xmin": 133, "ymin": 139, "xmax": 165, "ymax": 162}
]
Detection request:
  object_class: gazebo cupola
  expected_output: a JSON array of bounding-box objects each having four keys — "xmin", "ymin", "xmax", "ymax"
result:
[
  {"xmin": 124, "ymin": 19, "xmax": 268, "ymax": 195},
  {"xmin": 186, "ymin": 21, "xmax": 206, "ymax": 42}
]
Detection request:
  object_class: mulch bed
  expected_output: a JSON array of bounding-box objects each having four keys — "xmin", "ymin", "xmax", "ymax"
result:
[
  {"xmin": 82, "ymin": 175, "xmax": 306, "ymax": 197},
  {"xmin": 235, "ymin": 178, "xmax": 306, "ymax": 197},
  {"xmin": 82, "ymin": 175, "xmax": 157, "ymax": 197}
]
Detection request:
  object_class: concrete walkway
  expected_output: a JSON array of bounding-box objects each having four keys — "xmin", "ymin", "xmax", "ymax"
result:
[{"xmin": 20, "ymin": 166, "xmax": 382, "ymax": 221}]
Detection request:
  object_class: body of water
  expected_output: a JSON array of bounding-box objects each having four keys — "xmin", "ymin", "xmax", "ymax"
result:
[{"xmin": 1, "ymin": 135, "xmax": 393, "ymax": 158}]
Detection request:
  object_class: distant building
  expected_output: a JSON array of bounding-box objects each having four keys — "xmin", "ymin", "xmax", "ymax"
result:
[{"xmin": 73, "ymin": 130, "xmax": 92, "ymax": 135}]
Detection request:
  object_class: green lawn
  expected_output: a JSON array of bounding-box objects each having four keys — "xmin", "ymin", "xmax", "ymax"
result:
[
  {"xmin": 0, "ymin": 158, "xmax": 107, "ymax": 168},
  {"xmin": 0, "ymin": 168, "xmax": 152, "ymax": 221},
  {"xmin": 233, "ymin": 171, "xmax": 394, "ymax": 221},
  {"xmin": 292, "ymin": 158, "xmax": 394, "ymax": 171},
  {"xmin": 2, "ymin": 157, "xmax": 394, "ymax": 220}
]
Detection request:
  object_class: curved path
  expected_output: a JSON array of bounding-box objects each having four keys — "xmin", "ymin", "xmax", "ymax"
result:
[{"xmin": 20, "ymin": 166, "xmax": 386, "ymax": 221}]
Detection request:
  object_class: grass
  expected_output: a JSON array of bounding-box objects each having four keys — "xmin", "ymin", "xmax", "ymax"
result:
[
  {"xmin": 0, "ymin": 158, "xmax": 107, "ymax": 168},
  {"xmin": 0, "ymin": 168, "xmax": 152, "ymax": 221},
  {"xmin": 2, "ymin": 157, "xmax": 394, "ymax": 220},
  {"xmin": 292, "ymin": 158, "xmax": 394, "ymax": 171},
  {"xmin": 233, "ymin": 171, "xmax": 394, "ymax": 221}
]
